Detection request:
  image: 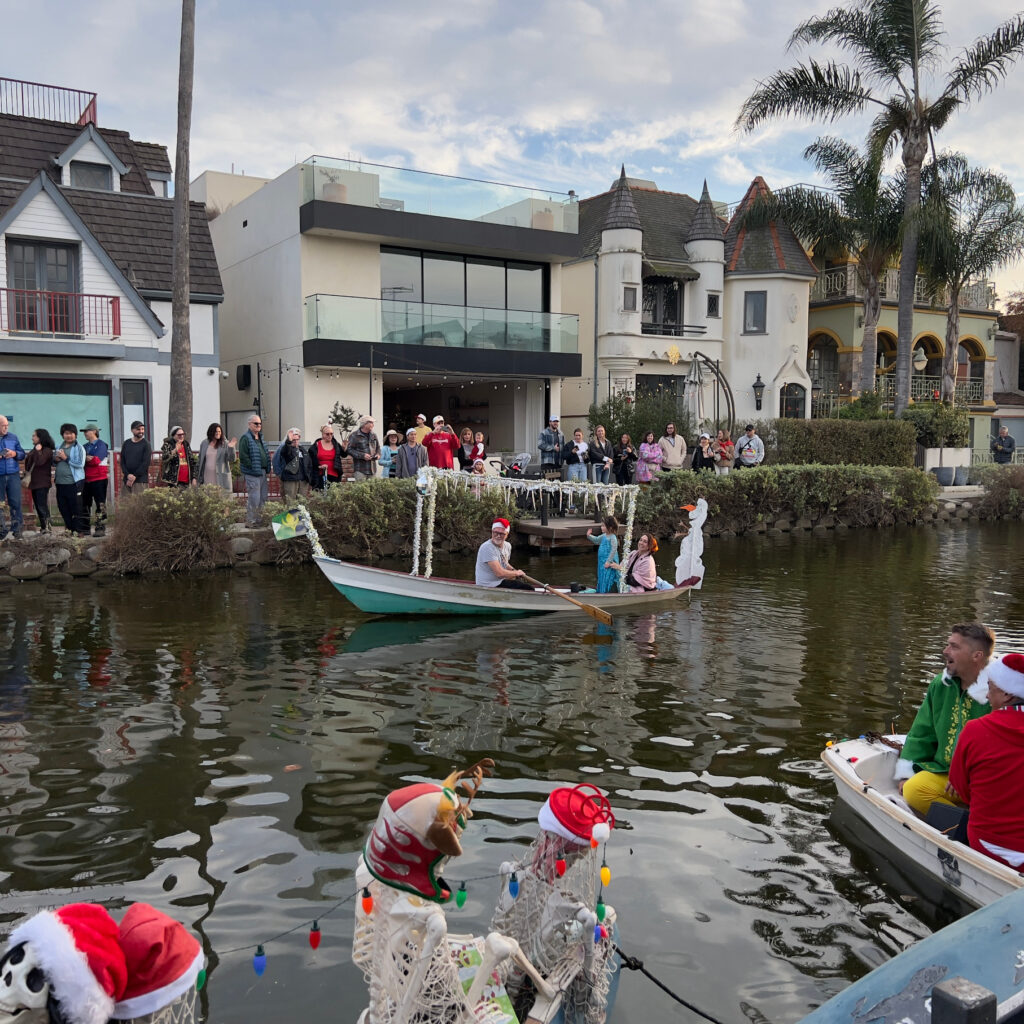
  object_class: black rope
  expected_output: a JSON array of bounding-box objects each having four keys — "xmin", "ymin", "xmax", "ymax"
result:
[{"xmin": 614, "ymin": 943, "xmax": 728, "ymax": 1024}]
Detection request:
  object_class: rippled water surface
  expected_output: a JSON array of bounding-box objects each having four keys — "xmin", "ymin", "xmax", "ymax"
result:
[{"xmin": 3, "ymin": 521, "xmax": 1024, "ymax": 1024}]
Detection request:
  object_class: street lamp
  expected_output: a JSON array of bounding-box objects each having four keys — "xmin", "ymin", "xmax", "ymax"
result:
[
  {"xmin": 752, "ymin": 373, "xmax": 765, "ymax": 411},
  {"xmin": 913, "ymin": 347, "xmax": 928, "ymax": 372}
]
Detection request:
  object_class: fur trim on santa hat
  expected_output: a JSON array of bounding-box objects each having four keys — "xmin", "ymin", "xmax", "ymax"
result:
[
  {"xmin": 981, "ymin": 653, "xmax": 1024, "ymax": 700},
  {"xmin": 111, "ymin": 904, "xmax": 203, "ymax": 1020},
  {"xmin": 9, "ymin": 904, "xmax": 127, "ymax": 1024}
]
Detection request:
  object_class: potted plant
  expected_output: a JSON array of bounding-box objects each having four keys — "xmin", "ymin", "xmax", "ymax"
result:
[{"xmin": 901, "ymin": 402, "xmax": 970, "ymax": 485}]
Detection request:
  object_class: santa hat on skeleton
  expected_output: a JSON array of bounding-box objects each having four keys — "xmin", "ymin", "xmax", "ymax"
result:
[
  {"xmin": 5, "ymin": 903, "xmax": 128, "ymax": 1024},
  {"xmin": 980, "ymin": 652, "xmax": 1024, "ymax": 700},
  {"xmin": 538, "ymin": 783, "xmax": 615, "ymax": 846}
]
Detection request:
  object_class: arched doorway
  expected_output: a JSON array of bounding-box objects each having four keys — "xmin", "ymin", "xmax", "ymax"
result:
[
  {"xmin": 955, "ymin": 337, "xmax": 986, "ymax": 403},
  {"xmin": 911, "ymin": 335, "xmax": 943, "ymax": 400},
  {"xmin": 807, "ymin": 334, "xmax": 839, "ymax": 394},
  {"xmin": 780, "ymin": 383, "xmax": 806, "ymax": 419}
]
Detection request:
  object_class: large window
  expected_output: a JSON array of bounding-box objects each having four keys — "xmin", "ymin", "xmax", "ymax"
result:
[
  {"xmin": 380, "ymin": 247, "xmax": 547, "ymax": 311},
  {"xmin": 743, "ymin": 291, "xmax": 767, "ymax": 333},
  {"xmin": 779, "ymin": 383, "xmax": 806, "ymax": 418},
  {"xmin": 641, "ymin": 278, "xmax": 681, "ymax": 335},
  {"xmin": 6, "ymin": 240, "xmax": 80, "ymax": 333}
]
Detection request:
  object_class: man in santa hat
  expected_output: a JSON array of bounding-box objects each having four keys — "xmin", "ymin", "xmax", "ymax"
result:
[
  {"xmin": 894, "ymin": 622, "xmax": 995, "ymax": 818},
  {"xmin": 948, "ymin": 652, "xmax": 1024, "ymax": 869},
  {"xmin": 474, "ymin": 518, "xmax": 532, "ymax": 590}
]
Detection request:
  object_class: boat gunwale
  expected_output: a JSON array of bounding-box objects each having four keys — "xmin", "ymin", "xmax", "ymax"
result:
[{"xmin": 821, "ymin": 742, "xmax": 1024, "ymax": 895}]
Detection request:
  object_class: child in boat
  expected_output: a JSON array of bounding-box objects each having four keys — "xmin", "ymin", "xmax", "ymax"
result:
[{"xmin": 587, "ymin": 516, "xmax": 619, "ymax": 594}]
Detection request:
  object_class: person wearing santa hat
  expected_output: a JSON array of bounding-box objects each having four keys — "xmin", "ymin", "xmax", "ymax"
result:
[
  {"xmin": 948, "ymin": 652, "xmax": 1024, "ymax": 869},
  {"xmin": 474, "ymin": 518, "xmax": 532, "ymax": 590},
  {"xmin": 895, "ymin": 622, "xmax": 995, "ymax": 818}
]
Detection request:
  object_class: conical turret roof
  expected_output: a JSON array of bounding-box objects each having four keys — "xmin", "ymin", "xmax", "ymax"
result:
[
  {"xmin": 602, "ymin": 165, "xmax": 641, "ymax": 232},
  {"xmin": 685, "ymin": 180, "xmax": 723, "ymax": 243}
]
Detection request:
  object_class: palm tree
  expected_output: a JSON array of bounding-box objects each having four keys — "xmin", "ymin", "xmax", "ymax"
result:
[
  {"xmin": 916, "ymin": 155, "xmax": 1024, "ymax": 402},
  {"xmin": 168, "ymin": 0, "xmax": 195, "ymax": 437},
  {"xmin": 740, "ymin": 137, "xmax": 903, "ymax": 396},
  {"xmin": 736, "ymin": 0, "xmax": 1024, "ymax": 415}
]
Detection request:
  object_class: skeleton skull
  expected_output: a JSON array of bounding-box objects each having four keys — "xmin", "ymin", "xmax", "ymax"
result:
[{"xmin": 0, "ymin": 942, "xmax": 50, "ymax": 1024}]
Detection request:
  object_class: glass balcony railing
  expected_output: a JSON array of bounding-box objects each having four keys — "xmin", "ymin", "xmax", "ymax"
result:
[
  {"xmin": 304, "ymin": 295, "xmax": 579, "ymax": 354},
  {"xmin": 300, "ymin": 157, "xmax": 579, "ymax": 233}
]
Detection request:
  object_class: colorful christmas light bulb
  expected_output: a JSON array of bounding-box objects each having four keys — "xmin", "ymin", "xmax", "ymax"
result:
[
  {"xmin": 309, "ymin": 921, "xmax": 321, "ymax": 950},
  {"xmin": 195, "ymin": 968, "xmax": 207, "ymax": 992},
  {"xmin": 456, "ymin": 882, "xmax": 467, "ymax": 909},
  {"xmin": 555, "ymin": 857, "xmax": 566, "ymax": 877},
  {"xmin": 253, "ymin": 945, "xmax": 266, "ymax": 976},
  {"xmin": 509, "ymin": 872, "xmax": 519, "ymax": 899},
  {"xmin": 361, "ymin": 887, "xmax": 374, "ymax": 915},
  {"xmin": 600, "ymin": 862, "xmax": 611, "ymax": 887},
  {"xmin": 596, "ymin": 897, "xmax": 606, "ymax": 922}
]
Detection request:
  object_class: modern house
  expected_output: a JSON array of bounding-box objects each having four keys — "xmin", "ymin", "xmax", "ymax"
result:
[
  {"xmin": 559, "ymin": 170, "xmax": 818, "ymax": 431},
  {"xmin": 806, "ymin": 259, "xmax": 1000, "ymax": 446},
  {"xmin": 0, "ymin": 77, "xmax": 223, "ymax": 446},
  {"xmin": 194, "ymin": 158, "xmax": 582, "ymax": 449}
]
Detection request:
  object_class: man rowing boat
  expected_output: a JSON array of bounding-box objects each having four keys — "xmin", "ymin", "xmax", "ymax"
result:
[{"xmin": 474, "ymin": 518, "xmax": 533, "ymax": 590}]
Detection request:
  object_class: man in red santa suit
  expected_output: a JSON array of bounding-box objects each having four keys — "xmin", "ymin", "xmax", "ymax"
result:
[{"xmin": 948, "ymin": 652, "xmax": 1024, "ymax": 869}]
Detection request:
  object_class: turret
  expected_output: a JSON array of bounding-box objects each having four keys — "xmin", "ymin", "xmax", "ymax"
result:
[{"xmin": 685, "ymin": 181, "xmax": 725, "ymax": 336}]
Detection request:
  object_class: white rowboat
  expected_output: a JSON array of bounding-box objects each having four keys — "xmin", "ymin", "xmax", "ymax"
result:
[{"xmin": 821, "ymin": 734, "xmax": 1023, "ymax": 908}]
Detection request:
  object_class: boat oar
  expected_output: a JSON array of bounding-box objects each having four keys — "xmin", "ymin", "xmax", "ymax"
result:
[{"xmin": 521, "ymin": 575, "xmax": 613, "ymax": 627}]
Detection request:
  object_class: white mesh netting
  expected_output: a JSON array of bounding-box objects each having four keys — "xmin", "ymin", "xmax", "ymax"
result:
[
  {"xmin": 489, "ymin": 832, "xmax": 616, "ymax": 1024},
  {"xmin": 112, "ymin": 987, "xmax": 199, "ymax": 1024}
]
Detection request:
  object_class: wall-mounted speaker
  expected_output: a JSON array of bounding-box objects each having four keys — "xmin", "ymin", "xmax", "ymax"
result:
[{"xmin": 236, "ymin": 364, "xmax": 252, "ymax": 390}]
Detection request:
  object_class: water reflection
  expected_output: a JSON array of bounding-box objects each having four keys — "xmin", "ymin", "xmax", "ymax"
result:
[{"xmin": 1, "ymin": 523, "xmax": 1023, "ymax": 1024}]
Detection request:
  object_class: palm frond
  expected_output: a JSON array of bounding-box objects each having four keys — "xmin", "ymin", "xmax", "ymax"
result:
[
  {"xmin": 738, "ymin": 188, "xmax": 854, "ymax": 256},
  {"xmin": 944, "ymin": 15, "xmax": 1024, "ymax": 102},
  {"xmin": 789, "ymin": 6, "xmax": 911, "ymax": 91},
  {"xmin": 865, "ymin": 102, "xmax": 909, "ymax": 161},
  {"xmin": 736, "ymin": 61, "xmax": 876, "ymax": 131}
]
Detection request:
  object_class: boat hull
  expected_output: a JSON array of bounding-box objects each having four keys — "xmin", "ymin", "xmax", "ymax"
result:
[
  {"xmin": 822, "ymin": 735, "xmax": 1022, "ymax": 909},
  {"xmin": 313, "ymin": 555, "xmax": 692, "ymax": 616}
]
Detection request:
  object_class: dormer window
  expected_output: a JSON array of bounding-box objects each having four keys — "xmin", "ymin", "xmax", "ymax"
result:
[{"xmin": 70, "ymin": 161, "xmax": 113, "ymax": 190}]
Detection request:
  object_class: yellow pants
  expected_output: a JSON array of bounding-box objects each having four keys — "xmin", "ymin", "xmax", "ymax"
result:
[{"xmin": 902, "ymin": 770, "xmax": 963, "ymax": 817}]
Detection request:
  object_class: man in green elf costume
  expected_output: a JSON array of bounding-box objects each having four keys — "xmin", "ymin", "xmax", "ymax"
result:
[{"xmin": 895, "ymin": 622, "xmax": 995, "ymax": 818}]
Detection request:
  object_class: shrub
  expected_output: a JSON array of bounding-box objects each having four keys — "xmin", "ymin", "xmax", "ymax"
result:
[
  {"xmin": 970, "ymin": 464, "xmax": 1024, "ymax": 518},
  {"xmin": 102, "ymin": 485, "xmax": 237, "ymax": 573},
  {"xmin": 900, "ymin": 402, "xmax": 970, "ymax": 448},
  {"xmin": 837, "ymin": 390, "xmax": 887, "ymax": 420},
  {"xmin": 638, "ymin": 464, "xmax": 938, "ymax": 536},
  {"xmin": 769, "ymin": 418, "xmax": 917, "ymax": 467},
  {"xmin": 588, "ymin": 393, "xmax": 692, "ymax": 445}
]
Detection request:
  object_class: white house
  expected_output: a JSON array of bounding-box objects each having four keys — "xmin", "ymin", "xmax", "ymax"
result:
[
  {"xmin": 0, "ymin": 80, "xmax": 223, "ymax": 449},
  {"xmin": 193, "ymin": 158, "xmax": 582, "ymax": 450},
  {"xmin": 560, "ymin": 169, "xmax": 817, "ymax": 435}
]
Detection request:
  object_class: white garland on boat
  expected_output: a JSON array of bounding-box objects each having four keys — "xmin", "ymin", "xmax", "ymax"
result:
[
  {"xmin": 292, "ymin": 504, "xmax": 326, "ymax": 559},
  {"xmin": 618, "ymin": 497, "xmax": 637, "ymax": 594},
  {"xmin": 409, "ymin": 469, "xmax": 639, "ymax": 579}
]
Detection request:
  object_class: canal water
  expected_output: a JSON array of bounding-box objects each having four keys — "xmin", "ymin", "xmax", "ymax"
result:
[{"xmin": 2, "ymin": 521, "xmax": 1024, "ymax": 1024}]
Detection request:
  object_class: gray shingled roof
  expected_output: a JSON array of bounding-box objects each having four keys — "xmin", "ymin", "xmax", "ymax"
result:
[
  {"xmin": 0, "ymin": 113, "xmax": 160, "ymax": 195},
  {"xmin": 579, "ymin": 183, "xmax": 723, "ymax": 262},
  {"xmin": 724, "ymin": 177, "xmax": 817, "ymax": 277},
  {"xmin": 0, "ymin": 178, "xmax": 222, "ymax": 297},
  {"xmin": 685, "ymin": 181, "xmax": 723, "ymax": 243},
  {"xmin": 601, "ymin": 166, "xmax": 642, "ymax": 232}
]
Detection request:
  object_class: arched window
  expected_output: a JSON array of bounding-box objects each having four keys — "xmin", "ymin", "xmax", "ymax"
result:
[{"xmin": 780, "ymin": 383, "xmax": 806, "ymax": 419}]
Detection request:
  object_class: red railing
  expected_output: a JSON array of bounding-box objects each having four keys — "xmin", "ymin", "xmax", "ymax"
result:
[
  {"xmin": 0, "ymin": 77, "xmax": 97, "ymax": 124},
  {"xmin": 0, "ymin": 288, "xmax": 121, "ymax": 338}
]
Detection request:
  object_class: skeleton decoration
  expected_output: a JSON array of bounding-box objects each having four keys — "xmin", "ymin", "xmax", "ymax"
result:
[
  {"xmin": 354, "ymin": 764, "xmax": 619, "ymax": 1024},
  {"xmin": 0, "ymin": 903, "xmax": 203, "ymax": 1024}
]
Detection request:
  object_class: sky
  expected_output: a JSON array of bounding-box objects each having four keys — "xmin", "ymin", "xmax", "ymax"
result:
[{"xmin": 5, "ymin": 0, "xmax": 1024, "ymax": 300}]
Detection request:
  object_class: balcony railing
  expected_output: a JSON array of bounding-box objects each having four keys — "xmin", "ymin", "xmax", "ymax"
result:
[
  {"xmin": 810, "ymin": 265, "xmax": 997, "ymax": 311},
  {"xmin": 0, "ymin": 77, "xmax": 97, "ymax": 124},
  {"xmin": 640, "ymin": 322, "xmax": 707, "ymax": 337},
  {"xmin": 304, "ymin": 295, "xmax": 579, "ymax": 354},
  {"xmin": 878, "ymin": 374, "xmax": 984, "ymax": 404},
  {"xmin": 301, "ymin": 157, "xmax": 579, "ymax": 233},
  {"xmin": 0, "ymin": 288, "xmax": 121, "ymax": 338}
]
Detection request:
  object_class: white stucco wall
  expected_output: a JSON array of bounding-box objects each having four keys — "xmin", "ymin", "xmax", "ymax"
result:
[{"xmin": 723, "ymin": 275, "xmax": 812, "ymax": 421}]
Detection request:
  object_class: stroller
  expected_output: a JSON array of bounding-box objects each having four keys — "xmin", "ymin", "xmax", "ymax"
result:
[{"xmin": 488, "ymin": 452, "xmax": 532, "ymax": 478}]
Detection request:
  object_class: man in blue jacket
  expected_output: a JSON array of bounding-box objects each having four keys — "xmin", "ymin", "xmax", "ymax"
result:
[
  {"xmin": 0, "ymin": 415, "xmax": 26, "ymax": 539},
  {"xmin": 238, "ymin": 413, "xmax": 270, "ymax": 525}
]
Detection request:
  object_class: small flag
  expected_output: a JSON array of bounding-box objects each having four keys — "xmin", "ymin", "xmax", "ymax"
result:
[{"xmin": 271, "ymin": 509, "xmax": 307, "ymax": 541}]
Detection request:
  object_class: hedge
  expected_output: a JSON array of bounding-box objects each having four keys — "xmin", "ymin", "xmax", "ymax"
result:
[
  {"xmin": 638, "ymin": 464, "xmax": 939, "ymax": 537},
  {"xmin": 757, "ymin": 418, "xmax": 917, "ymax": 467}
]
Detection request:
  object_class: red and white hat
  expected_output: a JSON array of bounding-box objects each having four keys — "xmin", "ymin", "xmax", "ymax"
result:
[
  {"xmin": 9, "ymin": 903, "xmax": 128, "ymax": 1024},
  {"xmin": 491, "ymin": 518, "xmax": 510, "ymax": 534},
  {"xmin": 538, "ymin": 784, "xmax": 615, "ymax": 846},
  {"xmin": 982, "ymin": 652, "xmax": 1024, "ymax": 700},
  {"xmin": 111, "ymin": 903, "xmax": 204, "ymax": 1021}
]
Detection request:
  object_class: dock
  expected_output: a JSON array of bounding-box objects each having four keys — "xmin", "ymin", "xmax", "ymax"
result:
[{"xmin": 515, "ymin": 515, "xmax": 606, "ymax": 551}]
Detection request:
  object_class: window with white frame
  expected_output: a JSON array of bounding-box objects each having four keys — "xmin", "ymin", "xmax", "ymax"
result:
[
  {"xmin": 623, "ymin": 286, "xmax": 637, "ymax": 311},
  {"xmin": 706, "ymin": 293, "xmax": 720, "ymax": 318}
]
